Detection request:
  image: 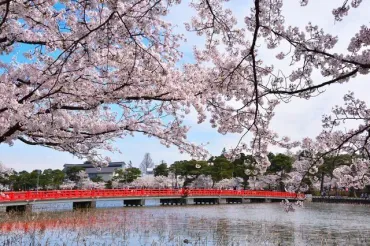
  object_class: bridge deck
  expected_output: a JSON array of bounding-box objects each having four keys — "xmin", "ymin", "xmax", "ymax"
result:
[{"xmin": 0, "ymin": 189, "xmax": 304, "ymax": 206}]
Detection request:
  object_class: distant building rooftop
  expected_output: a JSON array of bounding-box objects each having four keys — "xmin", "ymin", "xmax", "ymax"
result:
[
  {"xmin": 85, "ymin": 167, "xmax": 118, "ymax": 174},
  {"xmin": 63, "ymin": 161, "xmax": 125, "ymax": 169},
  {"xmin": 63, "ymin": 161, "xmax": 126, "ymax": 181}
]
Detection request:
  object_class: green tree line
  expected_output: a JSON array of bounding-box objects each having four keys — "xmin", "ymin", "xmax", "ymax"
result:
[{"xmin": 1, "ymin": 151, "xmax": 361, "ymax": 193}]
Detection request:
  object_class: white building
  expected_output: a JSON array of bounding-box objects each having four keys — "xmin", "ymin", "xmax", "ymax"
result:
[{"xmin": 63, "ymin": 161, "xmax": 126, "ymax": 182}]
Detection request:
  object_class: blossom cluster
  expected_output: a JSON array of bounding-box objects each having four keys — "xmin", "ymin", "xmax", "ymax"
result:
[
  {"xmin": 112, "ymin": 175, "xmax": 242, "ymax": 190},
  {"xmin": 0, "ymin": 162, "xmax": 13, "ymax": 178},
  {"xmin": 333, "ymin": 159, "xmax": 370, "ymax": 189}
]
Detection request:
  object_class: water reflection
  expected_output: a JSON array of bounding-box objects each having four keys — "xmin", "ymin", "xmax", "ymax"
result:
[{"xmin": 1, "ymin": 203, "xmax": 370, "ymax": 245}]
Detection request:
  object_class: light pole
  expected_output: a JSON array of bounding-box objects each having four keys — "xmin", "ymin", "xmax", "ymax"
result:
[{"xmin": 36, "ymin": 169, "xmax": 41, "ymax": 193}]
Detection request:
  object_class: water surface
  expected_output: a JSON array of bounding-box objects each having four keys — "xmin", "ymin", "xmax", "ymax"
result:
[{"xmin": 1, "ymin": 202, "xmax": 369, "ymax": 245}]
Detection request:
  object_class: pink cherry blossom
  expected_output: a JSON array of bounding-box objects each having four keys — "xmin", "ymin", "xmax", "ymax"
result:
[
  {"xmin": 1, "ymin": 1, "xmax": 370, "ymax": 192},
  {"xmin": 60, "ymin": 180, "xmax": 76, "ymax": 190},
  {"xmin": 333, "ymin": 159, "xmax": 370, "ymax": 189},
  {"xmin": 0, "ymin": 162, "xmax": 13, "ymax": 178}
]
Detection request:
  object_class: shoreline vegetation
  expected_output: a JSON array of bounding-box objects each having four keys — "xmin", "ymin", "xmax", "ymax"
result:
[{"xmin": 2, "ymin": 153, "xmax": 369, "ymax": 199}]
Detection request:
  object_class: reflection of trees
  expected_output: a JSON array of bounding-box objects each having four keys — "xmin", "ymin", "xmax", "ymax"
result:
[
  {"xmin": 215, "ymin": 219, "xmax": 230, "ymax": 245},
  {"xmin": 238, "ymin": 222, "xmax": 295, "ymax": 245},
  {"xmin": 1, "ymin": 206, "xmax": 370, "ymax": 245},
  {"xmin": 270, "ymin": 223, "xmax": 295, "ymax": 245}
]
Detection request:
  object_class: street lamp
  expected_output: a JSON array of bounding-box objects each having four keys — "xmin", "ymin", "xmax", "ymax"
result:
[{"xmin": 36, "ymin": 169, "xmax": 42, "ymax": 193}]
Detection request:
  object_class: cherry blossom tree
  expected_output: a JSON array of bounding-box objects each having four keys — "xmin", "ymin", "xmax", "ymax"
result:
[
  {"xmin": 0, "ymin": 0, "xmax": 208, "ymax": 163},
  {"xmin": 187, "ymin": 0, "xmax": 370, "ymax": 190},
  {"xmin": 311, "ymin": 175, "xmax": 338, "ymax": 192},
  {"xmin": 189, "ymin": 174, "xmax": 213, "ymax": 188},
  {"xmin": 214, "ymin": 177, "xmax": 243, "ymax": 189},
  {"xmin": 111, "ymin": 180, "xmax": 121, "ymax": 189},
  {"xmin": 60, "ymin": 180, "xmax": 76, "ymax": 190},
  {"xmin": 1, "ymin": 0, "xmax": 370, "ymax": 192},
  {"xmin": 0, "ymin": 162, "xmax": 13, "ymax": 177},
  {"xmin": 130, "ymin": 175, "xmax": 173, "ymax": 188},
  {"xmin": 168, "ymin": 172, "xmax": 185, "ymax": 188},
  {"xmin": 91, "ymin": 181, "xmax": 107, "ymax": 189},
  {"xmin": 153, "ymin": 175, "xmax": 173, "ymax": 188},
  {"xmin": 0, "ymin": 162, "xmax": 13, "ymax": 191},
  {"xmin": 127, "ymin": 173, "xmax": 242, "ymax": 189},
  {"xmin": 72, "ymin": 170, "xmax": 106, "ymax": 189},
  {"xmin": 0, "ymin": 184, "xmax": 8, "ymax": 191},
  {"xmin": 248, "ymin": 175, "xmax": 278, "ymax": 190},
  {"xmin": 333, "ymin": 159, "xmax": 370, "ymax": 189}
]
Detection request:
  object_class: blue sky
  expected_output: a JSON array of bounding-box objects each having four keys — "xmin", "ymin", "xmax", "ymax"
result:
[
  {"xmin": 0, "ymin": 111, "xmax": 242, "ymax": 171},
  {"xmin": 1, "ymin": 0, "xmax": 370, "ymax": 171}
]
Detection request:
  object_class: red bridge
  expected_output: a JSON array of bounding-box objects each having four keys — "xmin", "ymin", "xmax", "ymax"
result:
[{"xmin": 0, "ymin": 189, "xmax": 305, "ymax": 212}]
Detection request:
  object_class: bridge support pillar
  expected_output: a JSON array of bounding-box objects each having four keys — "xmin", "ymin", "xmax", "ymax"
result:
[
  {"xmin": 73, "ymin": 201, "xmax": 96, "ymax": 210},
  {"xmin": 218, "ymin": 198, "xmax": 227, "ymax": 204},
  {"xmin": 226, "ymin": 198, "xmax": 243, "ymax": 204},
  {"xmin": 185, "ymin": 198, "xmax": 194, "ymax": 205},
  {"xmin": 270, "ymin": 199, "xmax": 283, "ymax": 203},
  {"xmin": 124, "ymin": 199, "xmax": 144, "ymax": 206},
  {"xmin": 6, "ymin": 205, "xmax": 32, "ymax": 213},
  {"xmin": 160, "ymin": 198, "xmax": 186, "ymax": 205},
  {"xmin": 242, "ymin": 198, "xmax": 251, "ymax": 203},
  {"xmin": 250, "ymin": 198, "xmax": 266, "ymax": 203},
  {"xmin": 194, "ymin": 198, "xmax": 218, "ymax": 205}
]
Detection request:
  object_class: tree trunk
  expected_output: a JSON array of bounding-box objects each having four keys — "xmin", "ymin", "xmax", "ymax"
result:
[{"xmin": 279, "ymin": 181, "xmax": 284, "ymax": 192}]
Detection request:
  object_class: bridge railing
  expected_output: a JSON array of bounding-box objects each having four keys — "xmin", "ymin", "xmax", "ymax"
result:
[{"xmin": 0, "ymin": 189, "xmax": 304, "ymax": 202}]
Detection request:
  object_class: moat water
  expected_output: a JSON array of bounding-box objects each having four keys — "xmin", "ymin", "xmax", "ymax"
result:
[{"xmin": 1, "ymin": 202, "xmax": 369, "ymax": 245}]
